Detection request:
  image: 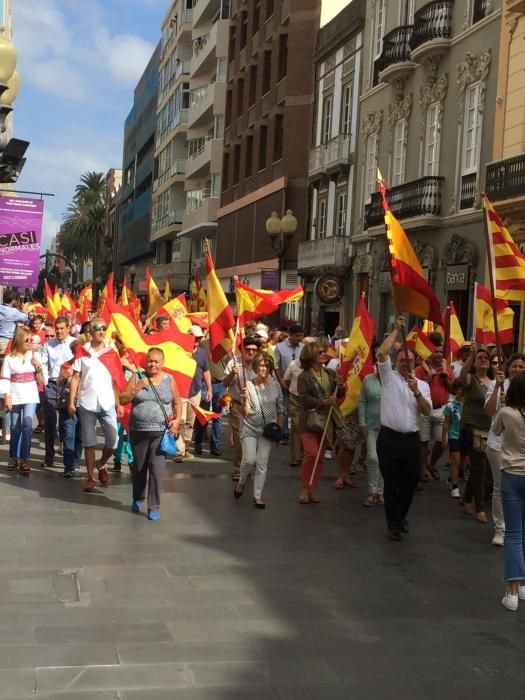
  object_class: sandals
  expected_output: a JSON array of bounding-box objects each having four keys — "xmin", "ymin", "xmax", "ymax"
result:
[
  {"xmin": 363, "ymin": 495, "xmax": 376, "ymax": 507},
  {"xmin": 34, "ymin": 426, "xmax": 43, "ymax": 434},
  {"xmin": 475, "ymin": 511, "xmax": 487, "ymax": 524},
  {"xmin": 429, "ymin": 468, "xmax": 440, "ymax": 481},
  {"xmin": 19, "ymin": 460, "xmax": 30, "ymax": 476},
  {"xmin": 7, "ymin": 458, "xmax": 17, "ymax": 471}
]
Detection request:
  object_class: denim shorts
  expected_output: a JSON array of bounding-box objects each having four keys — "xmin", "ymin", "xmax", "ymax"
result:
[{"xmin": 77, "ymin": 405, "xmax": 119, "ymax": 450}]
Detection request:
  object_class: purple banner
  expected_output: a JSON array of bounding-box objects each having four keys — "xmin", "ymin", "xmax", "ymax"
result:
[{"xmin": 0, "ymin": 197, "xmax": 44, "ymax": 288}]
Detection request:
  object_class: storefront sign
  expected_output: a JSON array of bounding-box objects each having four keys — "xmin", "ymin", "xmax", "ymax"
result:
[
  {"xmin": 446, "ymin": 264, "xmax": 469, "ymax": 291},
  {"xmin": 0, "ymin": 197, "xmax": 44, "ymax": 288},
  {"xmin": 260, "ymin": 270, "xmax": 280, "ymax": 291},
  {"xmin": 315, "ymin": 274, "xmax": 344, "ymax": 304}
]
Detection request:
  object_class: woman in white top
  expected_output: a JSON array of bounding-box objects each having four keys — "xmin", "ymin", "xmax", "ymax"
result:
[
  {"xmin": 491, "ymin": 372, "xmax": 525, "ymax": 612},
  {"xmin": 0, "ymin": 327, "xmax": 42, "ymax": 474},
  {"xmin": 235, "ymin": 353, "xmax": 284, "ymax": 508}
]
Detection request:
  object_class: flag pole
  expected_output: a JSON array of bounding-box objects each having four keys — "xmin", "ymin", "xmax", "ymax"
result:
[
  {"xmin": 232, "ymin": 276, "xmax": 247, "ymax": 389},
  {"xmin": 444, "ymin": 304, "xmax": 451, "ymax": 366},
  {"xmin": 482, "ymin": 197, "xmax": 503, "ymax": 366},
  {"xmin": 309, "ymin": 407, "xmax": 333, "ymax": 488}
]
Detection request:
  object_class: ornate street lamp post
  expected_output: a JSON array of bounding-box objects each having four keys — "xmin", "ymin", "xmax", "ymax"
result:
[{"xmin": 265, "ymin": 209, "xmax": 298, "ymax": 290}]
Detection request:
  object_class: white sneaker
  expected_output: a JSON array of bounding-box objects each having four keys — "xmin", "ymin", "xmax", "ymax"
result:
[
  {"xmin": 519, "ymin": 586, "xmax": 525, "ymax": 601},
  {"xmin": 324, "ymin": 450, "xmax": 333, "ymax": 459},
  {"xmin": 492, "ymin": 532, "xmax": 505, "ymax": 547},
  {"xmin": 450, "ymin": 487, "xmax": 460, "ymax": 499},
  {"xmin": 502, "ymin": 593, "xmax": 519, "ymax": 611}
]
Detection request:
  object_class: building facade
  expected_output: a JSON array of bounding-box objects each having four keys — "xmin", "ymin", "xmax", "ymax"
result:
[
  {"xmin": 103, "ymin": 168, "xmax": 122, "ymax": 279},
  {"xmin": 486, "ymin": 0, "xmax": 525, "ymax": 349},
  {"xmin": 299, "ymin": 0, "xmax": 365, "ymax": 337},
  {"xmin": 350, "ymin": 0, "xmax": 501, "ymax": 339},
  {"xmin": 150, "ymin": 0, "xmax": 193, "ymax": 294},
  {"xmin": 215, "ymin": 0, "xmax": 322, "ymax": 305},
  {"xmin": 118, "ymin": 46, "xmax": 160, "ymax": 293}
]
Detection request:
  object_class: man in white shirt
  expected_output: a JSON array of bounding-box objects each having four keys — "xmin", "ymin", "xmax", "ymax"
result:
[
  {"xmin": 68, "ymin": 319, "xmax": 119, "ymax": 492},
  {"xmin": 274, "ymin": 324, "xmax": 304, "ymax": 443},
  {"xmin": 376, "ymin": 316, "xmax": 432, "ymax": 541},
  {"xmin": 451, "ymin": 342, "xmax": 471, "ymax": 379}
]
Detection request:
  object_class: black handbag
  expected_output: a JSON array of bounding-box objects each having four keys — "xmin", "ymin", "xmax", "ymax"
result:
[{"xmin": 254, "ymin": 383, "xmax": 282, "ymax": 443}]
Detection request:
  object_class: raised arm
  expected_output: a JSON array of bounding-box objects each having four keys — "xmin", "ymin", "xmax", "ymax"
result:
[
  {"xmin": 376, "ymin": 316, "xmax": 404, "ymax": 363},
  {"xmin": 459, "ymin": 342, "xmax": 477, "ymax": 387}
]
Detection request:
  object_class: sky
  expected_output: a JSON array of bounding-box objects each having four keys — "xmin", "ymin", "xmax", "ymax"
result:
[{"xmin": 12, "ymin": 0, "xmax": 348, "ymax": 250}]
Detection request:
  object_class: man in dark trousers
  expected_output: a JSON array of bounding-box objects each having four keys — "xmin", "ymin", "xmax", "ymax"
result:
[{"xmin": 376, "ymin": 316, "xmax": 432, "ymax": 541}]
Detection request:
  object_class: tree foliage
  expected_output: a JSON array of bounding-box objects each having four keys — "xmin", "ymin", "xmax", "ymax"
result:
[{"xmin": 60, "ymin": 172, "xmax": 106, "ymax": 265}]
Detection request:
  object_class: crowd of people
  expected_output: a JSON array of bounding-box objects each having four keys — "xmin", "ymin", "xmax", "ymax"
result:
[{"xmin": 1, "ymin": 291, "xmax": 525, "ymax": 611}]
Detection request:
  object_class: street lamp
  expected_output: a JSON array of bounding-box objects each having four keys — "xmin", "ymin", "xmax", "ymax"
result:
[
  {"xmin": 129, "ymin": 264, "xmax": 137, "ymax": 290},
  {"xmin": 265, "ymin": 209, "xmax": 298, "ymax": 290}
]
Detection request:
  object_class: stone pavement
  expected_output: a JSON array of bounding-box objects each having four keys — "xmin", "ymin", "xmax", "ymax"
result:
[{"xmin": 0, "ymin": 433, "xmax": 524, "ymax": 699}]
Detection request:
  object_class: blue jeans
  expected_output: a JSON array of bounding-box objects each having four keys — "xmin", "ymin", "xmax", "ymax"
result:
[
  {"xmin": 10, "ymin": 404, "xmax": 38, "ymax": 459},
  {"xmin": 281, "ymin": 388, "xmax": 289, "ymax": 439},
  {"xmin": 44, "ymin": 383, "xmax": 82, "ymax": 470},
  {"xmin": 501, "ymin": 471, "xmax": 525, "ymax": 581},
  {"xmin": 194, "ymin": 382, "xmax": 225, "ymax": 450}
]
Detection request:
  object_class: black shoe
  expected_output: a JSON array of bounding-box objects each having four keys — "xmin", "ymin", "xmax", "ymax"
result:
[
  {"xmin": 194, "ymin": 444, "xmax": 203, "ymax": 456},
  {"xmin": 388, "ymin": 529, "xmax": 401, "ymax": 541},
  {"xmin": 253, "ymin": 498, "xmax": 266, "ymax": 509},
  {"xmin": 63, "ymin": 469, "xmax": 74, "ymax": 479},
  {"xmin": 112, "ymin": 462, "xmax": 122, "ymax": 473},
  {"xmin": 400, "ymin": 520, "xmax": 409, "ymax": 534},
  {"xmin": 234, "ymin": 486, "xmax": 244, "ymax": 499},
  {"xmin": 210, "ymin": 448, "xmax": 222, "ymax": 457},
  {"xmin": 289, "ymin": 461, "xmax": 299, "ymax": 467}
]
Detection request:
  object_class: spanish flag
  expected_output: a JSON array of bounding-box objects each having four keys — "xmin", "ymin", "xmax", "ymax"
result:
[
  {"xmin": 164, "ymin": 274, "xmax": 173, "ymax": 302},
  {"xmin": 119, "ymin": 280, "xmax": 130, "ymax": 306},
  {"xmin": 406, "ymin": 327, "xmax": 437, "ymax": 361},
  {"xmin": 190, "ymin": 271, "xmax": 207, "ymax": 312},
  {"xmin": 107, "ymin": 297, "xmax": 196, "ymax": 398},
  {"xmin": 475, "ymin": 282, "xmax": 514, "ymax": 345},
  {"xmin": 53, "ymin": 285, "xmax": 61, "ymax": 314},
  {"xmin": 235, "ymin": 279, "xmax": 303, "ymax": 326},
  {"xmin": 44, "ymin": 280, "xmax": 59, "ymax": 321},
  {"xmin": 191, "ymin": 403, "xmax": 221, "ymax": 426},
  {"xmin": 158, "ymin": 293, "xmax": 192, "ymax": 333},
  {"xmin": 146, "ymin": 269, "xmax": 165, "ymax": 318},
  {"xmin": 97, "ymin": 273, "xmax": 114, "ymax": 324},
  {"xmin": 381, "ymin": 180, "xmax": 442, "ymax": 325},
  {"xmin": 77, "ymin": 284, "xmax": 92, "ymax": 324},
  {"xmin": 485, "ymin": 197, "xmax": 525, "ymax": 302},
  {"xmin": 60, "ymin": 291, "xmax": 77, "ymax": 318},
  {"xmin": 206, "ymin": 252, "xmax": 235, "ymax": 362},
  {"xmin": 339, "ymin": 299, "xmax": 375, "ymax": 417},
  {"xmin": 442, "ymin": 301, "xmax": 465, "ymax": 357}
]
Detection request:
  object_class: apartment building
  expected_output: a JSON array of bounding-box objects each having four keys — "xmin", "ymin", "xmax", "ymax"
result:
[
  {"xmin": 486, "ymin": 0, "xmax": 525, "ymax": 349},
  {"xmin": 298, "ymin": 0, "xmax": 365, "ymax": 337},
  {"xmin": 118, "ymin": 46, "xmax": 160, "ymax": 293},
  {"xmin": 351, "ymin": 0, "xmax": 501, "ymax": 338},
  {"xmin": 178, "ymin": 0, "xmax": 230, "ymax": 280},
  {"xmin": 103, "ymin": 168, "xmax": 122, "ymax": 280},
  {"xmin": 215, "ymin": 0, "xmax": 322, "ymax": 298},
  {"xmin": 150, "ymin": 0, "xmax": 193, "ymax": 293}
]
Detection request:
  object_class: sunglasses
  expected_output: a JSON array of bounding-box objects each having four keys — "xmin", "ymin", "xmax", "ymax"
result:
[
  {"xmin": 93, "ymin": 325, "xmax": 107, "ymax": 331},
  {"xmin": 245, "ymin": 347, "xmax": 258, "ymax": 352},
  {"xmin": 491, "ymin": 360, "xmax": 500, "ymax": 365}
]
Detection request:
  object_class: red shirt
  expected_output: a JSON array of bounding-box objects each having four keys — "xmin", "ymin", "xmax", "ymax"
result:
[{"xmin": 415, "ymin": 365, "xmax": 453, "ymax": 408}]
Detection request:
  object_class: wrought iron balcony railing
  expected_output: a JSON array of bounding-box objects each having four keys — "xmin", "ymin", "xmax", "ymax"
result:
[
  {"xmin": 365, "ymin": 176, "xmax": 444, "ymax": 227},
  {"xmin": 486, "ymin": 153, "xmax": 525, "ymax": 202},
  {"xmin": 410, "ymin": 0, "xmax": 454, "ymax": 52},
  {"xmin": 473, "ymin": 0, "xmax": 489, "ymax": 24},
  {"xmin": 373, "ymin": 26, "xmax": 414, "ymax": 83},
  {"xmin": 460, "ymin": 173, "xmax": 477, "ymax": 210}
]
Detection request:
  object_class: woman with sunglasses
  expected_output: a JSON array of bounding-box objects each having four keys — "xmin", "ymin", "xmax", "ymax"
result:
[
  {"xmin": 459, "ymin": 343, "xmax": 494, "ymax": 523},
  {"xmin": 484, "ymin": 353, "xmax": 525, "ymax": 546},
  {"xmin": 234, "ymin": 353, "xmax": 283, "ymax": 508},
  {"xmin": 0, "ymin": 326, "xmax": 43, "ymax": 474}
]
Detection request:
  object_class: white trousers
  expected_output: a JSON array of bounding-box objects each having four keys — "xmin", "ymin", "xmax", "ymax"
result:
[
  {"xmin": 239, "ymin": 435, "xmax": 272, "ymax": 499},
  {"xmin": 367, "ymin": 428, "xmax": 384, "ymax": 495},
  {"xmin": 486, "ymin": 445, "xmax": 505, "ymax": 535}
]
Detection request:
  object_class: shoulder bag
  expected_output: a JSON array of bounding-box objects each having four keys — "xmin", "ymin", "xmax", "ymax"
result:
[
  {"xmin": 306, "ymin": 408, "xmax": 326, "ymax": 433},
  {"xmin": 146, "ymin": 376, "xmax": 179, "ymax": 457},
  {"xmin": 253, "ymin": 383, "xmax": 282, "ymax": 443}
]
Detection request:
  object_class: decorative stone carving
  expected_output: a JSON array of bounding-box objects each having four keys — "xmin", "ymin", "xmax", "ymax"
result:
[
  {"xmin": 507, "ymin": 17, "xmax": 519, "ymax": 35},
  {"xmin": 412, "ymin": 240, "xmax": 435, "ymax": 269},
  {"xmin": 353, "ymin": 253, "xmax": 373, "ymax": 275},
  {"xmin": 441, "ymin": 234, "xmax": 477, "ymax": 268},
  {"xmin": 419, "ymin": 74, "xmax": 448, "ymax": 141},
  {"xmin": 388, "ymin": 93, "xmax": 413, "ymax": 129},
  {"xmin": 361, "ymin": 110, "xmax": 383, "ymax": 142},
  {"xmin": 378, "ymin": 246, "xmax": 391, "ymax": 272},
  {"xmin": 456, "ymin": 49, "xmax": 492, "ymax": 123}
]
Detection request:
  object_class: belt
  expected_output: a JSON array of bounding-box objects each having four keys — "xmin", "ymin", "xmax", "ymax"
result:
[
  {"xmin": 380, "ymin": 426, "xmax": 419, "ymax": 439},
  {"xmin": 48, "ymin": 379, "xmax": 58, "ymax": 384},
  {"xmin": 212, "ymin": 379, "xmax": 224, "ymax": 384}
]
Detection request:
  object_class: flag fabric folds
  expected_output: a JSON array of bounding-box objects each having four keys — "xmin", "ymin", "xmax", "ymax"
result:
[
  {"xmin": 485, "ymin": 197, "xmax": 525, "ymax": 302},
  {"xmin": 442, "ymin": 302, "xmax": 465, "ymax": 357},
  {"xmin": 159, "ymin": 294, "xmax": 193, "ymax": 334},
  {"xmin": 191, "ymin": 403, "xmax": 221, "ymax": 426},
  {"xmin": 339, "ymin": 299, "xmax": 376, "ymax": 417},
  {"xmin": 235, "ymin": 279, "xmax": 304, "ymax": 326},
  {"xmin": 190, "ymin": 271, "xmax": 207, "ymax": 312},
  {"xmin": 406, "ymin": 327, "xmax": 437, "ymax": 361},
  {"xmin": 77, "ymin": 284, "xmax": 92, "ymax": 324},
  {"xmin": 164, "ymin": 275, "xmax": 172, "ymax": 302},
  {"xmin": 97, "ymin": 273, "xmax": 114, "ymax": 325},
  {"xmin": 44, "ymin": 280, "xmax": 59, "ymax": 320},
  {"xmin": 474, "ymin": 283, "xmax": 514, "ymax": 345},
  {"xmin": 206, "ymin": 252, "xmax": 235, "ymax": 362},
  {"xmin": 146, "ymin": 269, "xmax": 165, "ymax": 318},
  {"xmin": 61, "ymin": 291, "xmax": 77, "ymax": 318}
]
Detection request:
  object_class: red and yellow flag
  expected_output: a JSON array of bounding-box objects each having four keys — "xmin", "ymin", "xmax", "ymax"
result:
[
  {"xmin": 381, "ymin": 182, "xmax": 442, "ymax": 325},
  {"xmin": 107, "ymin": 297, "xmax": 196, "ymax": 398},
  {"xmin": 158, "ymin": 293, "xmax": 192, "ymax": 333},
  {"xmin": 44, "ymin": 280, "xmax": 59, "ymax": 321},
  {"xmin": 190, "ymin": 271, "xmax": 207, "ymax": 312},
  {"xmin": 146, "ymin": 269, "xmax": 165, "ymax": 318},
  {"xmin": 485, "ymin": 197, "xmax": 525, "ymax": 302},
  {"xmin": 97, "ymin": 273, "xmax": 114, "ymax": 325},
  {"xmin": 206, "ymin": 252, "xmax": 235, "ymax": 362},
  {"xmin": 119, "ymin": 280, "xmax": 130, "ymax": 307},
  {"xmin": 77, "ymin": 284, "xmax": 92, "ymax": 324},
  {"xmin": 235, "ymin": 279, "xmax": 303, "ymax": 326},
  {"xmin": 475, "ymin": 283, "xmax": 514, "ymax": 345},
  {"xmin": 191, "ymin": 403, "xmax": 221, "ymax": 426},
  {"xmin": 53, "ymin": 285, "xmax": 61, "ymax": 313},
  {"xmin": 164, "ymin": 274, "xmax": 173, "ymax": 302},
  {"xmin": 442, "ymin": 301, "xmax": 465, "ymax": 357},
  {"xmin": 406, "ymin": 327, "xmax": 437, "ymax": 361},
  {"xmin": 339, "ymin": 299, "xmax": 376, "ymax": 417},
  {"xmin": 60, "ymin": 291, "xmax": 78, "ymax": 318}
]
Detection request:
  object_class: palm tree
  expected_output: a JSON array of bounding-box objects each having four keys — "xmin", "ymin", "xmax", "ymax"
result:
[{"xmin": 61, "ymin": 171, "xmax": 106, "ymax": 267}]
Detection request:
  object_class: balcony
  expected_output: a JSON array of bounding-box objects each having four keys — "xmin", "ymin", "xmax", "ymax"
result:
[
  {"xmin": 298, "ymin": 236, "xmax": 349, "ymax": 274},
  {"xmin": 309, "ymin": 136, "xmax": 351, "ymax": 178},
  {"xmin": 191, "ymin": 21, "xmax": 229, "ymax": 79},
  {"xmin": 472, "ymin": 0, "xmax": 490, "ymax": 24},
  {"xmin": 150, "ymin": 210, "xmax": 185, "ymax": 241},
  {"xmin": 459, "ymin": 173, "xmax": 477, "ymax": 210},
  {"xmin": 188, "ymin": 82, "xmax": 225, "ymax": 128},
  {"xmin": 193, "ymin": 0, "xmax": 230, "ymax": 28},
  {"xmin": 365, "ymin": 176, "xmax": 444, "ymax": 228},
  {"xmin": 182, "ymin": 196, "xmax": 220, "ymax": 232},
  {"xmin": 486, "ymin": 153, "xmax": 525, "ymax": 205},
  {"xmin": 373, "ymin": 26, "xmax": 415, "ymax": 86},
  {"xmin": 410, "ymin": 1, "xmax": 453, "ymax": 64},
  {"xmin": 153, "ymin": 161, "xmax": 186, "ymax": 195},
  {"xmin": 186, "ymin": 138, "xmax": 223, "ymax": 179}
]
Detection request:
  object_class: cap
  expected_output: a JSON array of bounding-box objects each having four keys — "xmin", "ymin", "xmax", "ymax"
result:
[
  {"xmin": 190, "ymin": 324, "xmax": 204, "ymax": 338},
  {"xmin": 255, "ymin": 329, "xmax": 269, "ymax": 340}
]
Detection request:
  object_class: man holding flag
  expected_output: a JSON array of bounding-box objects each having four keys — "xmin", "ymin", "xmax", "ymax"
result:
[{"xmin": 376, "ymin": 317, "xmax": 431, "ymax": 542}]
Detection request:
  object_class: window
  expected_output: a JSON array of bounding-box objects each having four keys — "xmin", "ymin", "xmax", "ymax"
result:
[
  {"xmin": 336, "ymin": 192, "xmax": 347, "ymax": 236},
  {"xmin": 273, "ymin": 114, "xmax": 283, "ymax": 162},
  {"xmin": 322, "ymin": 95, "xmax": 333, "ymax": 144},
  {"xmin": 237, "ymin": 77, "xmax": 245, "ymax": 116},
  {"xmin": 374, "ymin": 0, "xmax": 385, "ymax": 59},
  {"xmin": 253, "ymin": 1, "xmax": 261, "ymax": 34},
  {"xmin": 462, "ymin": 83, "xmax": 482, "ymax": 175},
  {"xmin": 223, "ymin": 151, "xmax": 230, "ymax": 189},
  {"xmin": 245, "ymin": 135, "xmax": 253, "ymax": 176},
  {"xmin": 249, "ymin": 64, "xmax": 257, "ymax": 105},
  {"xmin": 262, "ymin": 50, "xmax": 272, "ymax": 94},
  {"xmin": 211, "ymin": 174, "xmax": 222, "ymax": 198},
  {"xmin": 225, "ymin": 89, "xmax": 232, "ymax": 126},
  {"xmin": 233, "ymin": 144, "xmax": 241, "ymax": 184},
  {"xmin": 229, "ymin": 25, "xmax": 236, "ymax": 58},
  {"xmin": 258, "ymin": 125, "xmax": 268, "ymax": 170},
  {"xmin": 217, "ymin": 57, "xmax": 227, "ymax": 82},
  {"xmin": 317, "ymin": 198, "xmax": 327, "ymax": 238},
  {"xmin": 240, "ymin": 11, "xmax": 248, "ymax": 49},
  {"xmin": 266, "ymin": 0, "xmax": 274, "ymax": 19},
  {"xmin": 402, "ymin": 0, "xmax": 415, "ymax": 23},
  {"xmin": 278, "ymin": 34, "xmax": 288, "ymax": 81},
  {"xmin": 364, "ymin": 134, "xmax": 378, "ymax": 203},
  {"xmin": 424, "ymin": 104, "xmax": 440, "ymax": 176},
  {"xmin": 341, "ymin": 82, "xmax": 353, "ymax": 137},
  {"xmin": 472, "ymin": 0, "xmax": 488, "ymax": 24},
  {"xmin": 392, "ymin": 119, "xmax": 407, "ymax": 186}
]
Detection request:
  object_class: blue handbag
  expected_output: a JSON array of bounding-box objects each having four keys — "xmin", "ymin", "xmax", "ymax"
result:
[{"xmin": 147, "ymin": 376, "xmax": 179, "ymax": 457}]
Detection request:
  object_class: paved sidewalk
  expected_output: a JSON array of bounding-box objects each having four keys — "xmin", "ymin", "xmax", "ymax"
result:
[{"xmin": 0, "ymin": 434, "xmax": 524, "ymax": 699}]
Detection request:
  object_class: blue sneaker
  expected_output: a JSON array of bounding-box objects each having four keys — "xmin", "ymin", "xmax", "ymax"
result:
[
  {"xmin": 148, "ymin": 510, "xmax": 160, "ymax": 521},
  {"xmin": 131, "ymin": 500, "xmax": 143, "ymax": 513}
]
